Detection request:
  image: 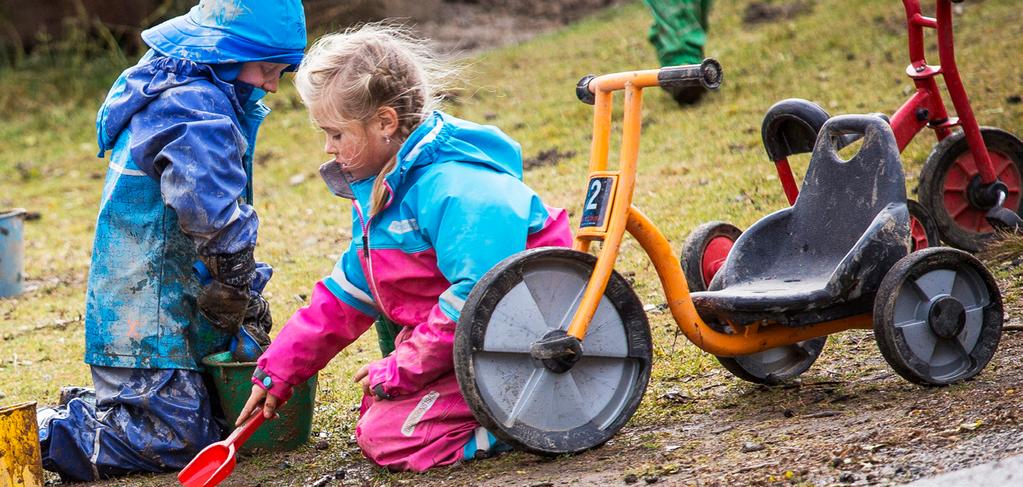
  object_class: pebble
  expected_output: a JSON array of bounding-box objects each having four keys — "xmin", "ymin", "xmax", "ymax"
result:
[
  {"xmin": 315, "ymin": 439, "xmax": 330, "ymax": 450},
  {"xmin": 624, "ymin": 473, "xmax": 639, "ymax": 484},
  {"xmin": 741, "ymin": 442, "xmax": 765, "ymax": 453},
  {"xmin": 839, "ymin": 472, "xmax": 856, "ymax": 483},
  {"xmin": 310, "ymin": 475, "xmax": 332, "ymax": 487},
  {"xmin": 644, "ymin": 475, "xmax": 660, "ymax": 484}
]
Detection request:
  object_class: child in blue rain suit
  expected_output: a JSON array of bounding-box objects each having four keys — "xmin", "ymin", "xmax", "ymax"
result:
[{"xmin": 36, "ymin": 0, "xmax": 306, "ymax": 481}]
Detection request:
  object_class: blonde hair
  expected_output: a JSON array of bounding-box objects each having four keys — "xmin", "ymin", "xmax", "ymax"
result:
[{"xmin": 294, "ymin": 23, "xmax": 456, "ymax": 214}]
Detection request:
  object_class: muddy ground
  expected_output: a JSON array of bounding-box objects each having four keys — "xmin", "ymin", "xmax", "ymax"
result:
[
  {"xmin": 112, "ymin": 318, "xmax": 1023, "ymax": 487},
  {"xmin": 87, "ymin": 237, "xmax": 1023, "ymax": 487},
  {"xmin": 423, "ymin": 335, "xmax": 1023, "ymax": 487}
]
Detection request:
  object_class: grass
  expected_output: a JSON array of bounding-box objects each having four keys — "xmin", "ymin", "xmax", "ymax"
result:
[{"xmin": 1, "ymin": 0, "xmax": 1022, "ymax": 483}]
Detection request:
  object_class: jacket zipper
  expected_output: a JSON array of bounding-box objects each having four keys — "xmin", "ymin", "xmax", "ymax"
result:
[{"xmin": 354, "ymin": 181, "xmax": 397, "ymax": 323}]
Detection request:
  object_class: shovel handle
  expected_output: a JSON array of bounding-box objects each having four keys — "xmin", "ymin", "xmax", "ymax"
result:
[{"xmin": 227, "ymin": 409, "xmax": 266, "ymax": 447}]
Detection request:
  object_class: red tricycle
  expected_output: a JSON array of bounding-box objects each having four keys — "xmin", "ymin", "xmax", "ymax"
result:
[
  {"xmin": 770, "ymin": 0, "xmax": 1023, "ymax": 252},
  {"xmin": 681, "ymin": 0, "xmax": 1023, "ymax": 293}
]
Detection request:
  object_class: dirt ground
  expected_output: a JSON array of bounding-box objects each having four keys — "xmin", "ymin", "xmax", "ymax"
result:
[
  {"xmin": 423, "ymin": 335, "xmax": 1023, "ymax": 487},
  {"xmin": 409, "ymin": 0, "xmax": 622, "ymax": 55},
  {"xmin": 155, "ymin": 320, "xmax": 1022, "ymax": 487},
  {"xmin": 128, "ymin": 316, "xmax": 1023, "ymax": 487}
]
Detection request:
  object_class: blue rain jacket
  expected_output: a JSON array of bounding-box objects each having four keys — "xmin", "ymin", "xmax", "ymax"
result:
[{"xmin": 86, "ymin": 0, "xmax": 305, "ymax": 370}]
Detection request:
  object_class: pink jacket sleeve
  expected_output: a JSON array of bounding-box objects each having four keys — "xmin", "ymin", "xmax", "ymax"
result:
[
  {"xmin": 365, "ymin": 304, "xmax": 455, "ymax": 399},
  {"xmin": 254, "ymin": 281, "xmax": 375, "ymax": 401}
]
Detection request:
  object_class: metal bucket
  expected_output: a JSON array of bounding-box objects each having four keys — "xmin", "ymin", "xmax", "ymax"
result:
[
  {"xmin": 0, "ymin": 209, "xmax": 27, "ymax": 298},
  {"xmin": 0, "ymin": 402, "xmax": 44, "ymax": 487}
]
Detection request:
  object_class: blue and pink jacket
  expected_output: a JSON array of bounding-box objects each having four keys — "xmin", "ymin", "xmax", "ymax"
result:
[{"xmin": 255, "ymin": 110, "xmax": 572, "ymax": 403}]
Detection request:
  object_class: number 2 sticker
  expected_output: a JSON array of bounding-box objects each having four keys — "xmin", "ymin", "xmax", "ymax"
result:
[{"xmin": 580, "ymin": 176, "xmax": 615, "ymax": 229}]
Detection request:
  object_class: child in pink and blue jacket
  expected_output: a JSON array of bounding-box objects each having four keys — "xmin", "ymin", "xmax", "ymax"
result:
[{"xmin": 237, "ymin": 25, "xmax": 572, "ymax": 472}]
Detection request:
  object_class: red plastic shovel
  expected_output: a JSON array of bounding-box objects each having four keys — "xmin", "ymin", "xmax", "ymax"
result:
[{"xmin": 178, "ymin": 410, "xmax": 266, "ymax": 487}]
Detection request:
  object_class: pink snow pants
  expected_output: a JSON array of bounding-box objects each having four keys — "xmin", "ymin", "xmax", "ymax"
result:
[{"xmin": 355, "ymin": 371, "xmax": 477, "ymax": 472}]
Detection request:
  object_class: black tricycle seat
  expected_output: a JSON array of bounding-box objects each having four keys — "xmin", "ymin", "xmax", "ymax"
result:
[{"xmin": 692, "ymin": 115, "xmax": 911, "ymax": 327}]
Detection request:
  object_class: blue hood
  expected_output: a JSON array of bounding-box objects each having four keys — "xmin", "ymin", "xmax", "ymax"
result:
[
  {"xmin": 96, "ymin": 53, "xmax": 248, "ymax": 156},
  {"xmin": 141, "ymin": 0, "xmax": 306, "ymax": 69},
  {"xmin": 386, "ymin": 111, "xmax": 524, "ymax": 189}
]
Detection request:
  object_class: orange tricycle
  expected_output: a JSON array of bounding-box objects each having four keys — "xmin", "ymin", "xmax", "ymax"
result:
[{"xmin": 453, "ymin": 60, "xmax": 1004, "ymax": 455}]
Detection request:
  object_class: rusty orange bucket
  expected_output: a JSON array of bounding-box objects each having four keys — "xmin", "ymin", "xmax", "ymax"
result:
[{"xmin": 0, "ymin": 402, "xmax": 44, "ymax": 487}]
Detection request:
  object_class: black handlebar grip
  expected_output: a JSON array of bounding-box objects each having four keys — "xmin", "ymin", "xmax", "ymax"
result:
[
  {"xmin": 657, "ymin": 58, "xmax": 723, "ymax": 91},
  {"xmin": 576, "ymin": 74, "xmax": 597, "ymax": 105}
]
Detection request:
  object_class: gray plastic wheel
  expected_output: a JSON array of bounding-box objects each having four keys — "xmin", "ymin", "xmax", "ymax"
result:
[
  {"xmin": 873, "ymin": 247, "xmax": 1003, "ymax": 386},
  {"xmin": 454, "ymin": 248, "xmax": 652, "ymax": 456},
  {"xmin": 716, "ymin": 337, "xmax": 826, "ymax": 385}
]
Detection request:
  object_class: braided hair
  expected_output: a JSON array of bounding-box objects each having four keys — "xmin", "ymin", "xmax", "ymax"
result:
[{"xmin": 295, "ymin": 23, "xmax": 456, "ymax": 214}]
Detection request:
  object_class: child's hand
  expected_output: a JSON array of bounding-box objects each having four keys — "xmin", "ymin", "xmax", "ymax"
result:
[
  {"xmin": 237, "ymin": 384, "xmax": 280, "ymax": 426},
  {"xmin": 353, "ymin": 364, "xmax": 372, "ymax": 397}
]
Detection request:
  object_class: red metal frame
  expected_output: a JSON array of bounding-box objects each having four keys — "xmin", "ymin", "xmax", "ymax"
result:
[{"xmin": 776, "ymin": 0, "xmax": 998, "ymax": 207}]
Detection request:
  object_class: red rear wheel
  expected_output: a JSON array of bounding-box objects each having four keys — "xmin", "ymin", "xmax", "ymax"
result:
[
  {"xmin": 907, "ymin": 199, "xmax": 941, "ymax": 251},
  {"xmin": 918, "ymin": 127, "xmax": 1023, "ymax": 252},
  {"xmin": 701, "ymin": 236, "xmax": 735, "ymax": 285},
  {"xmin": 940, "ymin": 150, "xmax": 1021, "ymax": 234},
  {"xmin": 681, "ymin": 222, "xmax": 743, "ymax": 292}
]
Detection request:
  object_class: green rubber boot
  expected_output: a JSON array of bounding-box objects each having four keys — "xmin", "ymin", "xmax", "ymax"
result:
[{"xmin": 375, "ymin": 317, "xmax": 402, "ymax": 357}]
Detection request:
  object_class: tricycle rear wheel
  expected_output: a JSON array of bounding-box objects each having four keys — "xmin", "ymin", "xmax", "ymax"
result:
[
  {"xmin": 873, "ymin": 248, "xmax": 1003, "ymax": 386},
  {"xmin": 907, "ymin": 199, "xmax": 941, "ymax": 251},
  {"xmin": 716, "ymin": 337, "xmax": 826, "ymax": 385},
  {"xmin": 917, "ymin": 127, "xmax": 1023, "ymax": 252},
  {"xmin": 681, "ymin": 221, "xmax": 742, "ymax": 292}
]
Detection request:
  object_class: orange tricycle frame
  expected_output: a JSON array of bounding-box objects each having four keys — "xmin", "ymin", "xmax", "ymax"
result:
[{"xmin": 566, "ymin": 61, "xmax": 872, "ymax": 357}]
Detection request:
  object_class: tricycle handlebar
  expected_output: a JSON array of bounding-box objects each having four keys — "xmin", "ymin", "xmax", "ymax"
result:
[
  {"xmin": 659, "ymin": 59, "xmax": 723, "ymax": 91},
  {"xmin": 575, "ymin": 58, "xmax": 724, "ymax": 105}
]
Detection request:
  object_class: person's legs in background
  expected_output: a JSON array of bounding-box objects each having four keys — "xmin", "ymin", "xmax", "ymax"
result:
[{"xmin": 643, "ymin": 0, "xmax": 713, "ymax": 105}]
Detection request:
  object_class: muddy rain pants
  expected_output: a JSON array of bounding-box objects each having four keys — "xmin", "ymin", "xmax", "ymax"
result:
[{"xmin": 37, "ymin": 366, "xmax": 223, "ymax": 482}]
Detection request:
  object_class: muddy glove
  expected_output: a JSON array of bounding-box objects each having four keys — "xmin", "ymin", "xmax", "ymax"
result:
[
  {"xmin": 231, "ymin": 292, "xmax": 273, "ymax": 361},
  {"xmin": 197, "ymin": 248, "xmax": 256, "ymax": 333}
]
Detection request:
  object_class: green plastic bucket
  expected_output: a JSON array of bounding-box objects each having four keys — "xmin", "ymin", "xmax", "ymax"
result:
[{"xmin": 202, "ymin": 352, "xmax": 317, "ymax": 453}]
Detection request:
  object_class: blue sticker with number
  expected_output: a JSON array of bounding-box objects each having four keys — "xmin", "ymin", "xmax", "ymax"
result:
[{"xmin": 580, "ymin": 176, "xmax": 614, "ymax": 228}]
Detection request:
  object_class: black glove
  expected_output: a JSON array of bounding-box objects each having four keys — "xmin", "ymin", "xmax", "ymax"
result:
[
  {"xmin": 244, "ymin": 291, "xmax": 273, "ymax": 341},
  {"xmin": 198, "ymin": 248, "xmax": 256, "ymax": 333}
]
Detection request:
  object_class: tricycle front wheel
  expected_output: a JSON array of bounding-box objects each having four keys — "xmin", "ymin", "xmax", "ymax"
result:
[{"xmin": 454, "ymin": 248, "xmax": 652, "ymax": 455}]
